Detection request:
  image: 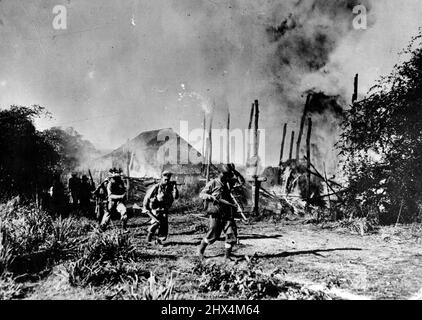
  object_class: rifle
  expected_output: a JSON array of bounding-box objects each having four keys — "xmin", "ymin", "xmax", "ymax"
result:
[
  {"xmin": 229, "ymin": 193, "xmax": 249, "ymax": 222},
  {"xmin": 143, "ymin": 209, "xmax": 160, "ymax": 224},
  {"xmin": 133, "ymin": 203, "xmax": 160, "ymax": 224},
  {"xmin": 143, "ymin": 179, "xmax": 185, "ymax": 187},
  {"xmin": 88, "ymin": 169, "xmax": 95, "ymax": 188},
  {"xmin": 213, "ymin": 198, "xmax": 238, "ymax": 209},
  {"xmin": 215, "ymin": 198, "xmax": 249, "ymax": 222}
]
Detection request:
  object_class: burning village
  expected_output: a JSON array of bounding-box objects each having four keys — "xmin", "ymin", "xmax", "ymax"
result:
[{"xmin": 0, "ymin": 0, "xmax": 421, "ymax": 305}]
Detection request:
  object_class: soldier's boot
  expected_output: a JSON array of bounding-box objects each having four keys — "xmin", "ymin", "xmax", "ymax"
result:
[
  {"xmin": 197, "ymin": 240, "xmax": 208, "ymax": 259},
  {"xmin": 146, "ymin": 232, "xmax": 154, "ymax": 243}
]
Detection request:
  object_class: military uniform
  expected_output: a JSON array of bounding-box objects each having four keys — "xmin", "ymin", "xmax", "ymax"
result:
[
  {"xmin": 93, "ymin": 179, "xmax": 109, "ymax": 223},
  {"xmin": 68, "ymin": 175, "xmax": 80, "ymax": 208},
  {"xmin": 49, "ymin": 177, "xmax": 66, "ymax": 215},
  {"xmin": 100, "ymin": 174, "xmax": 127, "ymax": 230},
  {"xmin": 79, "ymin": 176, "xmax": 94, "ymax": 216},
  {"xmin": 198, "ymin": 173, "xmax": 237, "ymax": 259},
  {"xmin": 143, "ymin": 172, "xmax": 179, "ymax": 243}
]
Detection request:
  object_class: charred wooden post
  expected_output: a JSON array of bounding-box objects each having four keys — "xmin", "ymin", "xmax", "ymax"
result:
[
  {"xmin": 126, "ymin": 150, "xmax": 131, "ymax": 201},
  {"xmin": 201, "ymin": 112, "xmax": 206, "ymax": 173},
  {"xmin": 206, "ymin": 115, "xmax": 213, "ymax": 182},
  {"xmin": 278, "ymin": 123, "xmax": 288, "ymax": 184},
  {"xmin": 246, "ymin": 103, "xmax": 254, "ymax": 162},
  {"xmin": 253, "ymin": 99, "xmax": 260, "ymax": 216},
  {"xmin": 279, "ymin": 123, "xmax": 287, "ymax": 166},
  {"xmin": 289, "ymin": 130, "xmax": 295, "ymax": 160},
  {"xmin": 296, "ymin": 94, "xmax": 312, "ymax": 160},
  {"xmin": 306, "ymin": 117, "xmax": 313, "ymax": 213},
  {"xmin": 226, "ymin": 111, "xmax": 230, "ymax": 164},
  {"xmin": 352, "ymin": 74, "xmax": 359, "ymax": 103},
  {"xmin": 254, "ymin": 100, "xmax": 260, "ymax": 157}
]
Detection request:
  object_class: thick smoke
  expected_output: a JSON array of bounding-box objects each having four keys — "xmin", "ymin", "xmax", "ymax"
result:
[
  {"xmin": 2, "ymin": 0, "xmax": 420, "ymax": 175},
  {"xmin": 171, "ymin": 0, "xmax": 372, "ymax": 173}
]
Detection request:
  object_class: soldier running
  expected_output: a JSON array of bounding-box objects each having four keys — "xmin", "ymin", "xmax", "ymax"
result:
[
  {"xmin": 197, "ymin": 165, "xmax": 238, "ymax": 260},
  {"xmin": 93, "ymin": 177, "xmax": 109, "ymax": 223},
  {"xmin": 100, "ymin": 168, "xmax": 128, "ymax": 231},
  {"xmin": 143, "ymin": 171, "xmax": 179, "ymax": 245}
]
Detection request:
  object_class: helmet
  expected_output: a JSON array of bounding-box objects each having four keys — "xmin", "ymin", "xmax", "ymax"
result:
[
  {"xmin": 162, "ymin": 170, "xmax": 172, "ymax": 178},
  {"xmin": 221, "ymin": 164, "xmax": 232, "ymax": 175}
]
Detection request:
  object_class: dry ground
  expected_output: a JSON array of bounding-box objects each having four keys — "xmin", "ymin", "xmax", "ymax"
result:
[{"xmin": 23, "ymin": 213, "xmax": 422, "ymax": 300}]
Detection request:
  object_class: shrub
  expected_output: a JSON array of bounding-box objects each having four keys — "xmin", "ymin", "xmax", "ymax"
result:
[
  {"xmin": 109, "ymin": 271, "xmax": 178, "ymax": 300},
  {"xmin": 0, "ymin": 203, "xmax": 94, "ymax": 277},
  {"xmin": 0, "ymin": 273, "xmax": 27, "ymax": 300},
  {"xmin": 67, "ymin": 230, "xmax": 140, "ymax": 287},
  {"xmin": 338, "ymin": 32, "xmax": 422, "ymax": 224},
  {"xmin": 193, "ymin": 261, "xmax": 332, "ymax": 300}
]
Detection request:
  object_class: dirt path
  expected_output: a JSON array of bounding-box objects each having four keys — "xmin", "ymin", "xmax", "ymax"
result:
[{"xmin": 24, "ymin": 214, "xmax": 422, "ymax": 300}]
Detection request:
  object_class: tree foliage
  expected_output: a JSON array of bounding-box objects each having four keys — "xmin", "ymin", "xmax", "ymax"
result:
[
  {"xmin": 338, "ymin": 32, "xmax": 422, "ymax": 224},
  {"xmin": 0, "ymin": 105, "xmax": 98, "ymax": 200},
  {"xmin": 42, "ymin": 127, "xmax": 99, "ymax": 173}
]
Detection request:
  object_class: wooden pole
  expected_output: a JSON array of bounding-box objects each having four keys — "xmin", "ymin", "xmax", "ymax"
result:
[
  {"xmin": 253, "ymin": 100, "xmax": 260, "ymax": 216},
  {"xmin": 278, "ymin": 123, "xmax": 288, "ymax": 185},
  {"xmin": 201, "ymin": 112, "xmax": 206, "ymax": 172},
  {"xmin": 246, "ymin": 103, "xmax": 254, "ymax": 162},
  {"xmin": 296, "ymin": 94, "xmax": 312, "ymax": 160},
  {"xmin": 279, "ymin": 123, "xmax": 287, "ymax": 166},
  {"xmin": 288, "ymin": 130, "xmax": 295, "ymax": 160},
  {"xmin": 352, "ymin": 74, "xmax": 359, "ymax": 103},
  {"xmin": 226, "ymin": 111, "xmax": 230, "ymax": 164},
  {"xmin": 206, "ymin": 114, "xmax": 213, "ymax": 182},
  {"xmin": 126, "ymin": 146, "xmax": 131, "ymax": 201},
  {"xmin": 306, "ymin": 118, "xmax": 313, "ymax": 213},
  {"xmin": 254, "ymin": 100, "xmax": 259, "ymax": 157}
]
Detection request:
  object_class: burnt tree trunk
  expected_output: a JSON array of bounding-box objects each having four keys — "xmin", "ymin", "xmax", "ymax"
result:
[
  {"xmin": 289, "ymin": 130, "xmax": 295, "ymax": 161},
  {"xmin": 246, "ymin": 103, "xmax": 254, "ymax": 162},
  {"xmin": 226, "ymin": 111, "xmax": 230, "ymax": 164},
  {"xmin": 206, "ymin": 115, "xmax": 213, "ymax": 182},
  {"xmin": 253, "ymin": 100, "xmax": 260, "ymax": 216},
  {"xmin": 296, "ymin": 94, "xmax": 312, "ymax": 160},
  {"xmin": 278, "ymin": 123, "xmax": 288, "ymax": 184},
  {"xmin": 306, "ymin": 118, "xmax": 313, "ymax": 213}
]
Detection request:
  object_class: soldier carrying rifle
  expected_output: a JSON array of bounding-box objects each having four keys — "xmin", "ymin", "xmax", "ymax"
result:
[
  {"xmin": 197, "ymin": 164, "xmax": 241, "ymax": 260},
  {"xmin": 143, "ymin": 171, "xmax": 179, "ymax": 245},
  {"xmin": 100, "ymin": 168, "xmax": 128, "ymax": 231}
]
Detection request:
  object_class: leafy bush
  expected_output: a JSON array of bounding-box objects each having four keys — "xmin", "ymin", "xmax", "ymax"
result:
[
  {"xmin": 338, "ymin": 32, "xmax": 422, "ymax": 224},
  {"xmin": 1, "ymin": 204, "xmax": 53, "ymax": 257},
  {"xmin": 193, "ymin": 261, "xmax": 332, "ymax": 300},
  {"xmin": 0, "ymin": 273, "xmax": 27, "ymax": 300},
  {"xmin": 109, "ymin": 271, "xmax": 178, "ymax": 300},
  {"xmin": 67, "ymin": 230, "xmax": 141, "ymax": 287},
  {"xmin": 194, "ymin": 262, "xmax": 280, "ymax": 299},
  {"xmin": 0, "ymin": 203, "xmax": 94, "ymax": 278}
]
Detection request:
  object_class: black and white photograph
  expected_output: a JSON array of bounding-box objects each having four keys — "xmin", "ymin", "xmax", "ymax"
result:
[{"xmin": 0, "ymin": 0, "xmax": 421, "ymax": 305}]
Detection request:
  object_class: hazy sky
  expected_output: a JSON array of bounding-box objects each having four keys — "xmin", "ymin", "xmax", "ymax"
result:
[{"xmin": 1, "ymin": 0, "xmax": 422, "ymax": 167}]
